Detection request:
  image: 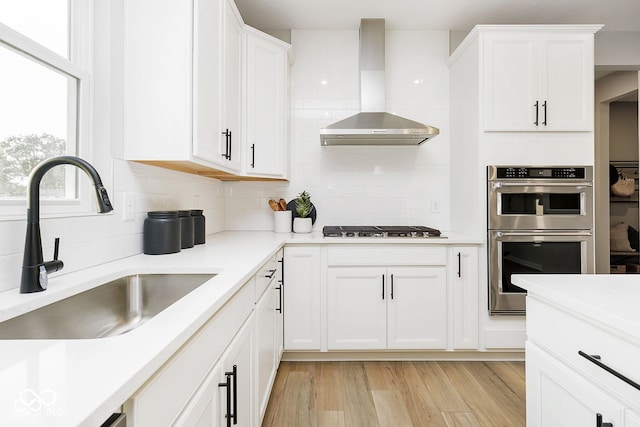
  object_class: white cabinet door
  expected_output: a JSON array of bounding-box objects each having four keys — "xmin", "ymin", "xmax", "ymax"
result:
[
  {"xmin": 541, "ymin": 35, "xmax": 593, "ymax": 131},
  {"xmin": 482, "ymin": 34, "xmax": 537, "ymax": 131},
  {"xmin": 482, "ymin": 32, "xmax": 594, "ymax": 132},
  {"xmin": 275, "ymin": 251, "xmax": 284, "ymax": 359},
  {"xmin": 626, "ymin": 410, "xmax": 640, "ymax": 427},
  {"xmin": 255, "ymin": 283, "xmax": 276, "ymax": 423},
  {"xmin": 220, "ymin": 0, "xmax": 243, "ymax": 172},
  {"xmin": 172, "ymin": 315, "xmax": 254, "ymax": 427},
  {"xmin": 192, "ymin": 0, "xmax": 223, "ymax": 163},
  {"xmin": 450, "ymin": 247, "xmax": 479, "ymax": 349},
  {"xmin": 172, "ymin": 362, "xmax": 223, "ymax": 427},
  {"xmin": 327, "ymin": 267, "xmax": 387, "ymax": 350},
  {"xmin": 244, "ymin": 30, "xmax": 288, "ymax": 178},
  {"xmin": 387, "ymin": 267, "xmax": 447, "ymax": 349},
  {"xmin": 526, "ymin": 342, "xmax": 624, "ymax": 427},
  {"xmin": 217, "ymin": 315, "xmax": 254, "ymax": 427},
  {"xmin": 284, "ymin": 246, "xmax": 322, "ymax": 350}
]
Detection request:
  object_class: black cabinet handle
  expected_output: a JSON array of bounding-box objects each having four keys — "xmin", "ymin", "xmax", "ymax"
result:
[
  {"xmin": 278, "ymin": 258, "xmax": 284, "ymax": 282},
  {"xmin": 579, "ymin": 351, "xmax": 640, "ymax": 391},
  {"xmin": 390, "ymin": 274, "xmax": 394, "ymax": 299},
  {"xmin": 230, "ymin": 365, "xmax": 237, "ymax": 425},
  {"xmin": 250, "ymin": 143, "xmax": 255, "ymax": 168},
  {"xmin": 534, "ymin": 100, "xmax": 539, "ymax": 126},
  {"xmin": 382, "ymin": 275, "xmax": 385, "ymax": 300},
  {"xmin": 221, "ymin": 129, "xmax": 230, "ymax": 160},
  {"xmin": 228, "ymin": 130, "xmax": 232, "ymax": 160},
  {"xmin": 265, "ymin": 269, "xmax": 276, "ymax": 279},
  {"xmin": 542, "ymin": 100, "xmax": 547, "ymax": 126},
  {"xmin": 218, "ymin": 373, "xmax": 232, "ymax": 427},
  {"xmin": 596, "ymin": 413, "xmax": 613, "ymax": 427},
  {"xmin": 276, "ymin": 285, "xmax": 282, "ymax": 313},
  {"xmin": 457, "ymin": 252, "xmax": 461, "ymax": 277}
]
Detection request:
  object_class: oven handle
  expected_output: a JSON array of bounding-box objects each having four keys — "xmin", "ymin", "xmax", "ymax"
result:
[
  {"xmin": 493, "ymin": 230, "xmax": 593, "ymax": 237},
  {"xmin": 491, "ymin": 182, "xmax": 592, "ymax": 189}
]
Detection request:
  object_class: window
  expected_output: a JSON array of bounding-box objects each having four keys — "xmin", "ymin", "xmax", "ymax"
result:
[{"xmin": 0, "ymin": 0, "xmax": 91, "ymax": 216}]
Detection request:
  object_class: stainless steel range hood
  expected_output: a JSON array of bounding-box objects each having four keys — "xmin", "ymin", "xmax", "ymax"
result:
[{"xmin": 320, "ymin": 19, "xmax": 439, "ymax": 146}]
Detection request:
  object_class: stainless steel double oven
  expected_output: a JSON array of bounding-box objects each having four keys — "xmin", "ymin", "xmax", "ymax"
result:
[{"xmin": 487, "ymin": 166, "xmax": 594, "ymax": 315}]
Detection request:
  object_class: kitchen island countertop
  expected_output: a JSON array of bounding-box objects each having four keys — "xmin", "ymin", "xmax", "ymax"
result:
[
  {"xmin": 512, "ymin": 274, "xmax": 640, "ymax": 345},
  {"xmin": 0, "ymin": 230, "xmax": 479, "ymax": 426}
]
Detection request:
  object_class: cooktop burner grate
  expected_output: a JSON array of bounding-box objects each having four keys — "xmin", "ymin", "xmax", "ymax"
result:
[{"xmin": 322, "ymin": 226, "xmax": 442, "ymax": 238}]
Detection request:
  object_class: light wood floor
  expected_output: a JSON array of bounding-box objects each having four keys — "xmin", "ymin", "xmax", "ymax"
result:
[{"xmin": 261, "ymin": 361, "xmax": 525, "ymax": 427}]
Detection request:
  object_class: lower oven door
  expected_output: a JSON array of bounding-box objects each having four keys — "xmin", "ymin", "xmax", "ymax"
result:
[{"xmin": 488, "ymin": 230, "xmax": 594, "ymax": 315}]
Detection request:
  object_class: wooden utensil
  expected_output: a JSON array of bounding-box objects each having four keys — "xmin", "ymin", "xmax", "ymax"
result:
[
  {"xmin": 278, "ymin": 198, "xmax": 287, "ymax": 211},
  {"xmin": 268, "ymin": 199, "xmax": 280, "ymax": 211}
]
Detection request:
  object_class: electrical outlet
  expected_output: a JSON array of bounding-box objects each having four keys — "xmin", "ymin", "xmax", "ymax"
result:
[
  {"xmin": 430, "ymin": 200, "xmax": 440, "ymax": 213},
  {"xmin": 122, "ymin": 193, "xmax": 135, "ymax": 221}
]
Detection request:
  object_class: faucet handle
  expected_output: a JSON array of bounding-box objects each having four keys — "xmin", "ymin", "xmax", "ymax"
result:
[
  {"xmin": 44, "ymin": 237, "xmax": 64, "ymax": 275},
  {"xmin": 53, "ymin": 237, "xmax": 60, "ymax": 261}
]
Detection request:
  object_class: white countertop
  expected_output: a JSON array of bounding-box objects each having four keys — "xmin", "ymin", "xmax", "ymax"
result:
[
  {"xmin": 0, "ymin": 230, "xmax": 479, "ymax": 426},
  {"xmin": 512, "ymin": 274, "xmax": 640, "ymax": 345}
]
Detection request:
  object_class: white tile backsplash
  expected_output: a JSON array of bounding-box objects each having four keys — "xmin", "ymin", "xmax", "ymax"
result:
[{"xmin": 225, "ymin": 29, "xmax": 451, "ymax": 233}]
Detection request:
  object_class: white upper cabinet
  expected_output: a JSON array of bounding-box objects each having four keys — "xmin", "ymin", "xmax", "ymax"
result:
[
  {"xmin": 220, "ymin": 0, "xmax": 243, "ymax": 171},
  {"xmin": 481, "ymin": 28, "xmax": 599, "ymax": 131},
  {"xmin": 123, "ymin": 0, "xmax": 289, "ymax": 180},
  {"xmin": 243, "ymin": 28, "xmax": 289, "ymax": 178}
]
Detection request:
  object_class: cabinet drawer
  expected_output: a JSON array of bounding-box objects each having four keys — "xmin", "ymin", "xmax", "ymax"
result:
[
  {"xmin": 256, "ymin": 254, "xmax": 278, "ymax": 298},
  {"xmin": 527, "ymin": 298, "xmax": 640, "ymax": 403},
  {"xmin": 127, "ymin": 280, "xmax": 255, "ymax": 426},
  {"xmin": 327, "ymin": 245, "xmax": 446, "ymax": 266}
]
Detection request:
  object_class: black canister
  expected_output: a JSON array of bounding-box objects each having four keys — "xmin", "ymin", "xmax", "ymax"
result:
[
  {"xmin": 191, "ymin": 209, "xmax": 206, "ymax": 245},
  {"xmin": 178, "ymin": 210, "xmax": 194, "ymax": 249},
  {"xmin": 144, "ymin": 211, "xmax": 181, "ymax": 255}
]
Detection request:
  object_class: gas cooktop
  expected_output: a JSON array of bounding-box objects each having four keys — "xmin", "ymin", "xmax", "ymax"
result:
[{"xmin": 322, "ymin": 226, "xmax": 443, "ymax": 238}]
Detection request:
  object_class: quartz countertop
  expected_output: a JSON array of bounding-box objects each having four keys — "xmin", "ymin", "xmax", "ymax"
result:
[
  {"xmin": 0, "ymin": 230, "xmax": 479, "ymax": 426},
  {"xmin": 512, "ymin": 274, "xmax": 640, "ymax": 345}
]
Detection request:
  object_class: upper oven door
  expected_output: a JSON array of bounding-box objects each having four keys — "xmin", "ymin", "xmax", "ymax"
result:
[{"xmin": 488, "ymin": 181, "xmax": 593, "ymax": 230}]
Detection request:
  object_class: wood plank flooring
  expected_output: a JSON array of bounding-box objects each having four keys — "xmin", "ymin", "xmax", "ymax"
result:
[{"xmin": 261, "ymin": 361, "xmax": 525, "ymax": 427}]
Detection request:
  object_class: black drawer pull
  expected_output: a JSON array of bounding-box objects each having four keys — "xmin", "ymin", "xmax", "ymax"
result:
[
  {"xmin": 578, "ymin": 351, "xmax": 640, "ymax": 391},
  {"xmin": 596, "ymin": 413, "xmax": 613, "ymax": 427}
]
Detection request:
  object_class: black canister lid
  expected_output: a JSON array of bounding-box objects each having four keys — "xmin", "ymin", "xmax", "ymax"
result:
[
  {"xmin": 178, "ymin": 210, "xmax": 191, "ymax": 217},
  {"xmin": 147, "ymin": 211, "xmax": 178, "ymax": 218},
  {"xmin": 190, "ymin": 209, "xmax": 203, "ymax": 216}
]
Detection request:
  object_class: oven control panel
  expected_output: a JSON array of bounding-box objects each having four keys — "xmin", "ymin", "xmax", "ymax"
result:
[{"xmin": 494, "ymin": 167, "xmax": 586, "ymax": 179}]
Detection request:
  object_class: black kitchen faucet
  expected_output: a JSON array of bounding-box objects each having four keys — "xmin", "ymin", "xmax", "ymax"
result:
[{"xmin": 20, "ymin": 156, "xmax": 113, "ymax": 293}]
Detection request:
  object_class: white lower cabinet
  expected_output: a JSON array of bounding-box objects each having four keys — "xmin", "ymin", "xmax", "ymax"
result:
[
  {"xmin": 449, "ymin": 246, "xmax": 479, "ymax": 349},
  {"xmin": 327, "ymin": 266, "xmax": 447, "ymax": 350},
  {"xmin": 526, "ymin": 295, "xmax": 640, "ymax": 426},
  {"xmin": 526, "ymin": 342, "xmax": 624, "ymax": 427},
  {"xmin": 283, "ymin": 246, "xmax": 322, "ymax": 350},
  {"xmin": 255, "ymin": 274, "xmax": 277, "ymax": 422},
  {"xmin": 627, "ymin": 410, "xmax": 640, "ymax": 427},
  {"xmin": 125, "ymin": 251, "xmax": 285, "ymax": 427},
  {"xmin": 174, "ymin": 315, "xmax": 254, "ymax": 427}
]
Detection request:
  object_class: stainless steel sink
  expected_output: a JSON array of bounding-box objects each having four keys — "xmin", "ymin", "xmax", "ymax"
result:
[{"xmin": 0, "ymin": 273, "xmax": 215, "ymax": 339}]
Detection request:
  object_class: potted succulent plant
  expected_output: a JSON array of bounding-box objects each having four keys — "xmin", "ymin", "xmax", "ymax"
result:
[{"xmin": 293, "ymin": 190, "xmax": 313, "ymax": 233}]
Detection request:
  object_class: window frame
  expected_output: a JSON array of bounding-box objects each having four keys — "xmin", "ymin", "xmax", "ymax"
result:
[{"xmin": 0, "ymin": 0, "xmax": 94, "ymax": 220}]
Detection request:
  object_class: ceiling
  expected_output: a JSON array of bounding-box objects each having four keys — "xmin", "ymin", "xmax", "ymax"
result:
[{"xmin": 234, "ymin": 0, "xmax": 640, "ymax": 32}]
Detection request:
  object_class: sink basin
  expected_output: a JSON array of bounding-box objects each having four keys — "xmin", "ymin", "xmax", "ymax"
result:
[{"xmin": 0, "ymin": 273, "xmax": 215, "ymax": 339}]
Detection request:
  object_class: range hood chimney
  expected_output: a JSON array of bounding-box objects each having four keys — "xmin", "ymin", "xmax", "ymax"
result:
[{"xmin": 320, "ymin": 19, "xmax": 439, "ymax": 146}]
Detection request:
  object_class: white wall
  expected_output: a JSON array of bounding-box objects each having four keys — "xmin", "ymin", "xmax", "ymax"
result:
[{"xmin": 225, "ymin": 29, "xmax": 451, "ymax": 232}]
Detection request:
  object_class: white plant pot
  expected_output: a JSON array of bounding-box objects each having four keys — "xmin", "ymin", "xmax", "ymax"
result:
[{"xmin": 293, "ymin": 217, "xmax": 312, "ymax": 233}]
